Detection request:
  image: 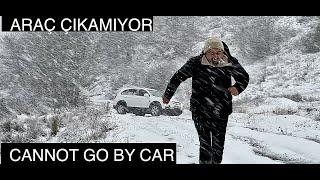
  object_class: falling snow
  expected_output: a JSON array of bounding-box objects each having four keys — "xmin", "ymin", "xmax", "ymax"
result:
[{"xmin": 1, "ymin": 16, "xmax": 320, "ymax": 164}]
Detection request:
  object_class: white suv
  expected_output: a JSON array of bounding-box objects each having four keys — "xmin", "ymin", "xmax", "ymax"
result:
[{"xmin": 113, "ymin": 87, "xmax": 183, "ymax": 116}]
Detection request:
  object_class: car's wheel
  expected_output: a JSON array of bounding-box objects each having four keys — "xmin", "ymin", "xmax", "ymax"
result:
[
  {"xmin": 150, "ymin": 104, "xmax": 162, "ymax": 116},
  {"xmin": 116, "ymin": 104, "xmax": 127, "ymax": 114}
]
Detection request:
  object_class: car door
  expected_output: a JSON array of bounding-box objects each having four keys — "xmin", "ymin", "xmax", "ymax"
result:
[
  {"xmin": 131, "ymin": 89, "xmax": 150, "ymax": 108},
  {"xmin": 120, "ymin": 89, "xmax": 138, "ymax": 107}
]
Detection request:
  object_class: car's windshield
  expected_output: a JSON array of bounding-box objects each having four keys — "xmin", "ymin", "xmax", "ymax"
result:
[{"xmin": 148, "ymin": 90, "xmax": 162, "ymax": 97}]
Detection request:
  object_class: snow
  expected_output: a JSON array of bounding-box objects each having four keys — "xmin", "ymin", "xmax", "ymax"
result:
[
  {"xmin": 223, "ymin": 136, "xmax": 282, "ymax": 164},
  {"xmin": 1, "ymin": 16, "xmax": 320, "ymax": 165},
  {"xmin": 106, "ymin": 112, "xmax": 199, "ymax": 164},
  {"xmin": 0, "ymin": 90, "xmax": 10, "ymax": 98},
  {"xmin": 247, "ymin": 97, "xmax": 299, "ymax": 114},
  {"xmin": 230, "ymin": 113, "xmax": 320, "ymax": 141},
  {"xmin": 228, "ymin": 126, "xmax": 320, "ymax": 163},
  {"xmin": 90, "ymin": 94, "xmax": 112, "ymax": 105},
  {"xmin": 102, "ymin": 109, "xmax": 320, "ymax": 164},
  {"xmin": 55, "ymin": 72, "xmax": 62, "ymax": 76},
  {"xmin": 17, "ymin": 114, "xmax": 31, "ymax": 121}
]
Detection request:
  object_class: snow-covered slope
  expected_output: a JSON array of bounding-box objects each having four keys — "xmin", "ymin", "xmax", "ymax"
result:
[{"xmin": 99, "ymin": 109, "xmax": 320, "ymax": 164}]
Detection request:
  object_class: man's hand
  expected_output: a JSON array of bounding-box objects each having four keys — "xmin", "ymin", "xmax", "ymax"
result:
[
  {"xmin": 162, "ymin": 96, "xmax": 170, "ymax": 104},
  {"xmin": 228, "ymin": 86, "xmax": 239, "ymax": 96}
]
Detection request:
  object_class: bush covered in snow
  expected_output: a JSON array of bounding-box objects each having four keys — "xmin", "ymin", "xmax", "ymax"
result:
[
  {"xmin": 0, "ymin": 104, "xmax": 116, "ymax": 143},
  {"xmin": 0, "ymin": 115, "xmax": 46, "ymax": 143},
  {"xmin": 48, "ymin": 106, "xmax": 117, "ymax": 143},
  {"xmin": 246, "ymin": 97, "xmax": 299, "ymax": 115}
]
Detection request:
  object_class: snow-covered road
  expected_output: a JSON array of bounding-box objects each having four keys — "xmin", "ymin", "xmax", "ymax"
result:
[{"xmin": 107, "ymin": 110, "xmax": 320, "ymax": 164}]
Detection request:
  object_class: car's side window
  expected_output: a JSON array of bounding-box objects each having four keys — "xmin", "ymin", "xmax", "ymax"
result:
[
  {"xmin": 133, "ymin": 89, "xmax": 140, "ymax": 96},
  {"xmin": 121, "ymin": 89, "xmax": 137, "ymax": 95},
  {"xmin": 137, "ymin": 89, "xmax": 148, "ymax": 96},
  {"xmin": 121, "ymin": 90, "xmax": 128, "ymax": 95}
]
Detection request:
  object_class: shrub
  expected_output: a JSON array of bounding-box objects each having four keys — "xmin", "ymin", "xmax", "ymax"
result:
[
  {"xmin": 51, "ymin": 115, "xmax": 60, "ymax": 136},
  {"xmin": 283, "ymin": 93, "xmax": 303, "ymax": 102},
  {"xmin": 0, "ymin": 120, "xmax": 12, "ymax": 132},
  {"xmin": 273, "ymin": 108, "xmax": 296, "ymax": 115}
]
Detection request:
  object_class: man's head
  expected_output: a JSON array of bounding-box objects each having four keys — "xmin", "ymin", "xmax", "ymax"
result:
[
  {"xmin": 203, "ymin": 37, "xmax": 224, "ymax": 53},
  {"xmin": 203, "ymin": 37, "xmax": 225, "ymax": 62}
]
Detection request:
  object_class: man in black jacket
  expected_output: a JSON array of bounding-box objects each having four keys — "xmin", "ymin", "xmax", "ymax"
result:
[{"xmin": 162, "ymin": 37, "xmax": 249, "ymax": 164}]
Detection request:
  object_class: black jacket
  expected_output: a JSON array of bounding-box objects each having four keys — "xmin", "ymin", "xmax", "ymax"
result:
[{"xmin": 163, "ymin": 42, "xmax": 249, "ymax": 118}]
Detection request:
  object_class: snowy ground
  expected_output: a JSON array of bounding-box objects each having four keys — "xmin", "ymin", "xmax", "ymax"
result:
[
  {"xmin": 102, "ymin": 108, "xmax": 320, "ymax": 164},
  {"xmin": 2, "ymin": 95, "xmax": 319, "ymax": 165}
]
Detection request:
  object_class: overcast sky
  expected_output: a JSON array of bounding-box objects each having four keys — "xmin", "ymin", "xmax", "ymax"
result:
[{"xmin": 0, "ymin": 16, "xmax": 2, "ymax": 32}]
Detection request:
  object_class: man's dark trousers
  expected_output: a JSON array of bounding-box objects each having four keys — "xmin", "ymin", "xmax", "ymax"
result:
[{"xmin": 192, "ymin": 110, "xmax": 229, "ymax": 164}]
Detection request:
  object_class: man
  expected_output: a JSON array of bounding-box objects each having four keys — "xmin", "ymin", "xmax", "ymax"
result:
[{"xmin": 162, "ymin": 37, "xmax": 249, "ymax": 164}]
